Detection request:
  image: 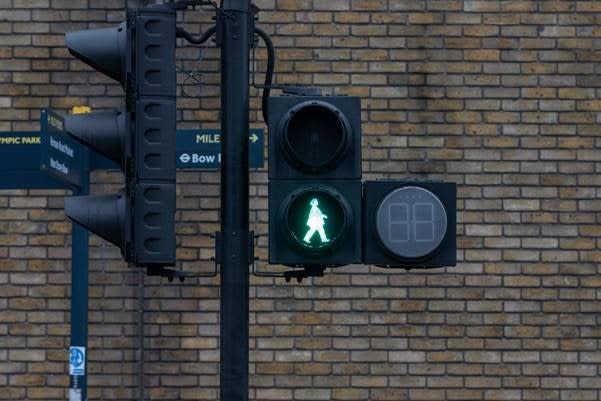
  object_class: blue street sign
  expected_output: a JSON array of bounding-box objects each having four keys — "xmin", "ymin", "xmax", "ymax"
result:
[
  {"xmin": 0, "ymin": 131, "xmax": 66, "ymax": 189},
  {"xmin": 176, "ymin": 128, "xmax": 264, "ymax": 170},
  {"xmin": 90, "ymin": 128, "xmax": 265, "ymax": 171},
  {"xmin": 40, "ymin": 109, "xmax": 89, "ymax": 189}
]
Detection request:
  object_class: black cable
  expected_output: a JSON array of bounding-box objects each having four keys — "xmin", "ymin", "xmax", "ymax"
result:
[
  {"xmin": 254, "ymin": 27, "xmax": 275, "ymax": 124},
  {"xmin": 171, "ymin": 0, "xmax": 233, "ymax": 18},
  {"xmin": 176, "ymin": 64, "xmax": 203, "ymax": 98},
  {"xmin": 208, "ymin": 0, "xmax": 233, "ymax": 18},
  {"xmin": 176, "ymin": 25, "xmax": 217, "ymax": 45},
  {"xmin": 177, "ymin": 25, "xmax": 274, "ymax": 121},
  {"xmin": 176, "ymin": 26, "xmax": 217, "ymax": 97}
]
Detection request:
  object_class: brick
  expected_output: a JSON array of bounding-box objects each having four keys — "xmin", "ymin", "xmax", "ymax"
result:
[
  {"xmin": 9, "ymin": 350, "xmax": 45, "ymax": 361},
  {"xmin": 314, "ymin": 0, "xmax": 349, "ymax": 11},
  {"xmin": 389, "ymin": 351, "xmax": 426, "ymax": 363},
  {"xmin": 294, "ymin": 389, "xmax": 331, "ymax": 400}
]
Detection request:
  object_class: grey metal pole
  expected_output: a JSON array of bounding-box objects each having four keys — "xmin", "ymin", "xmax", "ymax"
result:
[{"xmin": 218, "ymin": 1, "xmax": 252, "ymax": 400}]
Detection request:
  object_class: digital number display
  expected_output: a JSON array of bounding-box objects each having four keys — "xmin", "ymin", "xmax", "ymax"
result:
[{"xmin": 376, "ymin": 186, "xmax": 447, "ymax": 258}]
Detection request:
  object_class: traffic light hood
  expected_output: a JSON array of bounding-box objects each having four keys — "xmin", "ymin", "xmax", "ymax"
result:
[
  {"xmin": 66, "ymin": 22, "xmax": 128, "ymax": 86},
  {"xmin": 64, "ymin": 111, "xmax": 127, "ymax": 170},
  {"xmin": 65, "ymin": 191, "xmax": 127, "ymax": 251}
]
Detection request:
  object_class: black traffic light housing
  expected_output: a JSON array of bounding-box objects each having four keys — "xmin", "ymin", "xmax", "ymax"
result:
[
  {"xmin": 268, "ymin": 95, "xmax": 362, "ymax": 267},
  {"xmin": 363, "ymin": 180, "xmax": 456, "ymax": 269},
  {"xmin": 63, "ymin": 5, "xmax": 176, "ymax": 268}
]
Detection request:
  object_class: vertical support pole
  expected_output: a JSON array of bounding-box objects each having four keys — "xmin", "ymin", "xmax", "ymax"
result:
[
  {"xmin": 218, "ymin": 1, "xmax": 252, "ymax": 400},
  {"xmin": 137, "ymin": 270, "xmax": 145, "ymax": 401},
  {"xmin": 69, "ymin": 170, "xmax": 90, "ymax": 401}
]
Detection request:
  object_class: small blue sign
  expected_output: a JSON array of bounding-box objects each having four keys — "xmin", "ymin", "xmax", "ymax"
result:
[
  {"xmin": 69, "ymin": 346, "xmax": 86, "ymax": 377},
  {"xmin": 176, "ymin": 128, "xmax": 264, "ymax": 170},
  {"xmin": 40, "ymin": 109, "xmax": 88, "ymax": 189}
]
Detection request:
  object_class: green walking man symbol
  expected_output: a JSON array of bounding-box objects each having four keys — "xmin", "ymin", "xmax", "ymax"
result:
[{"xmin": 303, "ymin": 198, "xmax": 330, "ymax": 244}]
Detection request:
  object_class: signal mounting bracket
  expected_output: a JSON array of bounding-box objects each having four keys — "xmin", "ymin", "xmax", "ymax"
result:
[
  {"xmin": 145, "ymin": 266, "xmax": 186, "ymax": 282},
  {"xmin": 249, "ymin": 233, "xmax": 329, "ymax": 283},
  {"xmin": 283, "ymin": 267, "xmax": 325, "ymax": 283},
  {"xmin": 282, "ymin": 86, "xmax": 322, "ymax": 97},
  {"xmin": 169, "ymin": 0, "xmax": 217, "ymax": 10},
  {"xmin": 250, "ymin": 259, "xmax": 327, "ymax": 284}
]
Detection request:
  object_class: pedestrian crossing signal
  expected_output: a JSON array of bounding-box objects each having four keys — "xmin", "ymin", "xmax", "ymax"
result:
[
  {"xmin": 303, "ymin": 198, "xmax": 331, "ymax": 245},
  {"xmin": 269, "ymin": 180, "xmax": 361, "ymax": 267},
  {"xmin": 285, "ymin": 190, "xmax": 346, "ymax": 250},
  {"xmin": 268, "ymin": 95, "xmax": 362, "ymax": 267}
]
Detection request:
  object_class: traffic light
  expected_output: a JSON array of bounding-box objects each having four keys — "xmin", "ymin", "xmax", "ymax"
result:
[
  {"xmin": 268, "ymin": 96, "xmax": 362, "ymax": 266},
  {"xmin": 63, "ymin": 5, "xmax": 177, "ymax": 268},
  {"xmin": 363, "ymin": 181, "xmax": 456, "ymax": 269}
]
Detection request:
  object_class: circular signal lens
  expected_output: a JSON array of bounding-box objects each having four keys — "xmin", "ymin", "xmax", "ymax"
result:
[
  {"xmin": 285, "ymin": 188, "xmax": 349, "ymax": 251},
  {"xmin": 376, "ymin": 186, "xmax": 448, "ymax": 259},
  {"xmin": 280, "ymin": 101, "xmax": 350, "ymax": 172}
]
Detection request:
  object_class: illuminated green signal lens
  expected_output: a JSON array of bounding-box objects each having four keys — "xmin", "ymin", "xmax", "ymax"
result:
[{"xmin": 285, "ymin": 190, "xmax": 347, "ymax": 250}]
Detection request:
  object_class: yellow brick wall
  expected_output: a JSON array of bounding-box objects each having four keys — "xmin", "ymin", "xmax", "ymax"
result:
[{"xmin": 1, "ymin": 1, "xmax": 601, "ymax": 400}]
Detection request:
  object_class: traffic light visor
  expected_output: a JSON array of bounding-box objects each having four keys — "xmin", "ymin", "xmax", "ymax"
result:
[
  {"xmin": 64, "ymin": 111, "xmax": 127, "ymax": 169},
  {"xmin": 65, "ymin": 190, "xmax": 127, "ymax": 250},
  {"xmin": 66, "ymin": 22, "xmax": 128, "ymax": 85}
]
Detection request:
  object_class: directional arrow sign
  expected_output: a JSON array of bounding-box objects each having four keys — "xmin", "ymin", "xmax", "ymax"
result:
[
  {"xmin": 40, "ymin": 109, "xmax": 88, "ymax": 189},
  {"xmin": 176, "ymin": 128, "xmax": 264, "ymax": 169}
]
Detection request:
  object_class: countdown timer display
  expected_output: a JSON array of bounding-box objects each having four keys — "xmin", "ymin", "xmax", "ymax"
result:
[{"xmin": 375, "ymin": 186, "xmax": 448, "ymax": 259}]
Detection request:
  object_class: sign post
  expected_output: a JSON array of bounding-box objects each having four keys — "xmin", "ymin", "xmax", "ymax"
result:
[
  {"xmin": 67, "ymin": 180, "xmax": 89, "ymax": 401},
  {"xmin": 41, "ymin": 109, "xmax": 90, "ymax": 401}
]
